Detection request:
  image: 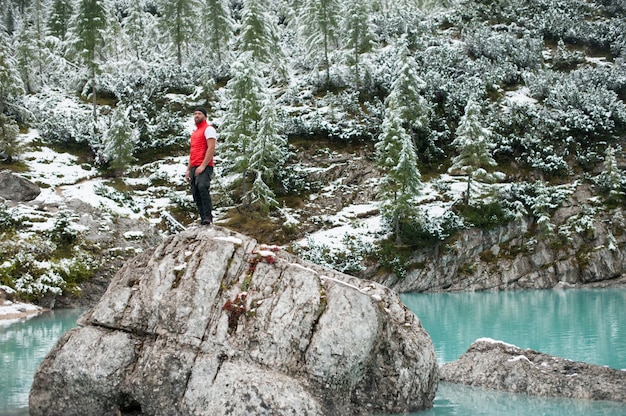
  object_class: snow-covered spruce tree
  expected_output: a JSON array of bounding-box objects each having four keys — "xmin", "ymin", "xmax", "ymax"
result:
[
  {"xmin": 14, "ymin": 0, "xmax": 47, "ymax": 94},
  {"xmin": 47, "ymin": 0, "xmax": 73, "ymax": 41},
  {"xmin": 341, "ymin": 0, "xmax": 376, "ymax": 89},
  {"xmin": 385, "ymin": 36, "xmax": 437, "ymax": 160},
  {"xmin": 237, "ymin": 0, "xmax": 286, "ymax": 80},
  {"xmin": 123, "ymin": 0, "xmax": 148, "ymax": 60},
  {"xmin": 245, "ymin": 94, "xmax": 288, "ymax": 212},
  {"xmin": 202, "ymin": 0, "xmax": 234, "ymax": 64},
  {"xmin": 375, "ymin": 102, "xmax": 424, "ymax": 245},
  {"xmin": 595, "ymin": 146, "xmax": 626, "ymax": 203},
  {"xmin": 386, "ymin": 36, "xmax": 429, "ymax": 129},
  {"xmin": 248, "ymin": 170, "xmax": 279, "ymax": 214},
  {"xmin": 0, "ymin": 26, "xmax": 25, "ymax": 162},
  {"xmin": 102, "ymin": 106, "xmax": 138, "ymax": 177},
  {"xmin": 157, "ymin": 0, "xmax": 199, "ymax": 67},
  {"xmin": 449, "ymin": 99, "xmax": 497, "ymax": 204},
  {"xmin": 220, "ymin": 52, "xmax": 266, "ymax": 207},
  {"xmin": 71, "ymin": 0, "xmax": 108, "ymax": 127},
  {"xmin": 298, "ymin": 0, "xmax": 341, "ymax": 87}
]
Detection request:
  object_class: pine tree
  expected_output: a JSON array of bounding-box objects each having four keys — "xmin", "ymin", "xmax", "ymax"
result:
[
  {"xmin": 15, "ymin": 21, "xmax": 38, "ymax": 94},
  {"xmin": 202, "ymin": 0, "xmax": 234, "ymax": 64},
  {"xmin": 47, "ymin": 0, "xmax": 73, "ymax": 40},
  {"xmin": 386, "ymin": 37, "xmax": 429, "ymax": 130},
  {"xmin": 158, "ymin": 0, "xmax": 200, "ymax": 67},
  {"xmin": 449, "ymin": 99, "xmax": 497, "ymax": 204},
  {"xmin": 376, "ymin": 104, "xmax": 423, "ymax": 243},
  {"xmin": 342, "ymin": 0, "xmax": 375, "ymax": 88},
  {"xmin": 247, "ymin": 170, "xmax": 279, "ymax": 214},
  {"xmin": 123, "ymin": 0, "xmax": 147, "ymax": 60},
  {"xmin": 220, "ymin": 52, "xmax": 266, "ymax": 204},
  {"xmin": 249, "ymin": 95, "xmax": 287, "ymax": 180},
  {"xmin": 0, "ymin": 27, "xmax": 25, "ymax": 162},
  {"xmin": 237, "ymin": 0, "xmax": 285, "ymax": 77},
  {"xmin": 73, "ymin": 0, "xmax": 108, "ymax": 126},
  {"xmin": 246, "ymin": 95, "xmax": 288, "ymax": 212},
  {"xmin": 13, "ymin": 0, "xmax": 46, "ymax": 94},
  {"xmin": 298, "ymin": 0, "xmax": 341, "ymax": 86},
  {"xmin": 102, "ymin": 106, "xmax": 137, "ymax": 176}
]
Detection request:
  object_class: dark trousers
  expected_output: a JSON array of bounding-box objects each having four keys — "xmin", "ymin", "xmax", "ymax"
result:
[{"xmin": 190, "ymin": 166, "xmax": 213, "ymax": 223}]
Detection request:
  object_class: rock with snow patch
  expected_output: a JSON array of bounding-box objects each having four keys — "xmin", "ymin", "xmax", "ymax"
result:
[
  {"xmin": 30, "ymin": 226, "xmax": 438, "ymax": 416},
  {"xmin": 0, "ymin": 170, "xmax": 40, "ymax": 202},
  {"xmin": 440, "ymin": 338, "xmax": 626, "ymax": 402}
]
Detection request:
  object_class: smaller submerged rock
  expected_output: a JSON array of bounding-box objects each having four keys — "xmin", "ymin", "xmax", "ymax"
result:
[{"xmin": 440, "ymin": 338, "xmax": 626, "ymax": 402}]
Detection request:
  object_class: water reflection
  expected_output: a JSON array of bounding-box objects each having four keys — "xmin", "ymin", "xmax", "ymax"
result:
[
  {"xmin": 377, "ymin": 383, "xmax": 626, "ymax": 416},
  {"xmin": 0, "ymin": 309, "xmax": 84, "ymax": 414},
  {"xmin": 2, "ymin": 289, "xmax": 625, "ymax": 415},
  {"xmin": 400, "ymin": 288, "xmax": 626, "ymax": 370}
]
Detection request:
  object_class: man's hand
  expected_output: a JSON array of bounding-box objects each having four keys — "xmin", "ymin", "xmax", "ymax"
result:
[{"xmin": 195, "ymin": 165, "xmax": 206, "ymax": 175}]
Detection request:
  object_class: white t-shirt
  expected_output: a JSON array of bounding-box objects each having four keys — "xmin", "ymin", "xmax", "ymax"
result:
[{"xmin": 205, "ymin": 125, "xmax": 217, "ymax": 140}]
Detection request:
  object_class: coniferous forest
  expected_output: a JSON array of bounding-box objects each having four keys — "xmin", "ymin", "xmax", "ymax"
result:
[{"xmin": 1, "ymin": 0, "xmax": 626, "ymax": 300}]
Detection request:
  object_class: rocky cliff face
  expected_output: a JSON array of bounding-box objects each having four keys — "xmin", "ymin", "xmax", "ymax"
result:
[
  {"xmin": 440, "ymin": 339, "xmax": 626, "ymax": 402},
  {"xmin": 376, "ymin": 185, "xmax": 626, "ymax": 292},
  {"xmin": 29, "ymin": 226, "xmax": 438, "ymax": 416}
]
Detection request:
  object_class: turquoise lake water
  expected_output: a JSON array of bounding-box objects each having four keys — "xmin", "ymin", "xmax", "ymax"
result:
[{"xmin": 1, "ymin": 288, "xmax": 625, "ymax": 415}]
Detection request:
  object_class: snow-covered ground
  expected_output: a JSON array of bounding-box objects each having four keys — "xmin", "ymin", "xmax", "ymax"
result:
[
  {"xmin": 0, "ymin": 286, "xmax": 43, "ymax": 326},
  {"xmin": 1, "ymin": 120, "xmax": 510, "ymax": 322},
  {"xmin": 10, "ymin": 126, "xmax": 491, "ymax": 251}
]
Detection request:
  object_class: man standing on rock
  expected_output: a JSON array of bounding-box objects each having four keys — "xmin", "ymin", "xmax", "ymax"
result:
[{"xmin": 186, "ymin": 107, "xmax": 217, "ymax": 225}]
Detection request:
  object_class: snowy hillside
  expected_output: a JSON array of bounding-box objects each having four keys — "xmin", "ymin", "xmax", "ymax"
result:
[{"xmin": 1, "ymin": 0, "xmax": 625, "ymax": 302}]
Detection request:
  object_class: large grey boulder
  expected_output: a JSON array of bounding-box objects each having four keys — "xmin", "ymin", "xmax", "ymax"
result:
[
  {"xmin": 0, "ymin": 170, "xmax": 40, "ymax": 202},
  {"xmin": 30, "ymin": 226, "xmax": 438, "ymax": 416},
  {"xmin": 440, "ymin": 338, "xmax": 626, "ymax": 402}
]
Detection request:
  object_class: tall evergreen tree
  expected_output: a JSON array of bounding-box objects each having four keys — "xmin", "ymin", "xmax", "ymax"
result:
[
  {"xmin": 246, "ymin": 95, "xmax": 287, "ymax": 212},
  {"xmin": 102, "ymin": 106, "xmax": 138, "ymax": 176},
  {"xmin": 386, "ymin": 37, "xmax": 429, "ymax": 130},
  {"xmin": 13, "ymin": 0, "xmax": 47, "ymax": 94},
  {"xmin": 449, "ymin": 99, "xmax": 496, "ymax": 204},
  {"xmin": 202, "ymin": 0, "xmax": 234, "ymax": 64},
  {"xmin": 47, "ymin": 0, "xmax": 73, "ymax": 40},
  {"xmin": 376, "ymin": 104, "xmax": 423, "ymax": 243},
  {"xmin": 4, "ymin": 5, "xmax": 16, "ymax": 35},
  {"xmin": 220, "ymin": 52, "xmax": 266, "ymax": 204},
  {"xmin": 0, "ymin": 27, "xmax": 25, "ymax": 161},
  {"xmin": 15, "ymin": 21, "xmax": 38, "ymax": 94},
  {"xmin": 386, "ymin": 36, "xmax": 440, "ymax": 162},
  {"xmin": 342, "ymin": 0, "xmax": 375, "ymax": 88},
  {"xmin": 73, "ymin": 0, "xmax": 108, "ymax": 126},
  {"xmin": 298, "ymin": 0, "xmax": 341, "ymax": 86},
  {"xmin": 158, "ymin": 0, "xmax": 199, "ymax": 67},
  {"xmin": 237, "ymin": 0, "xmax": 285, "ymax": 78},
  {"xmin": 123, "ymin": 0, "xmax": 147, "ymax": 60}
]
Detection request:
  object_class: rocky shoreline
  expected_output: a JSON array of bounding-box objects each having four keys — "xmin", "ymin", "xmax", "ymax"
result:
[{"xmin": 0, "ymin": 286, "xmax": 44, "ymax": 323}]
